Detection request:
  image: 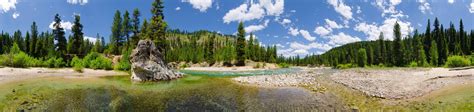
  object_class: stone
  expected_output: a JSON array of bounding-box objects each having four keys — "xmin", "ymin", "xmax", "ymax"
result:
[{"xmin": 130, "ymin": 40, "xmax": 183, "ymax": 81}]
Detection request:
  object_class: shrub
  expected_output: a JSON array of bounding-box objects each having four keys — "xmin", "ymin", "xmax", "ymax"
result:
[
  {"xmin": 82, "ymin": 52, "xmax": 113, "ymax": 70},
  {"xmin": 445, "ymin": 56, "xmax": 471, "ymax": 68},
  {"xmin": 278, "ymin": 63, "xmax": 290, "ymax": 68},
  {"xmin": 471, "ymin": 55, "xmax": 474, "ymax": 66},
  {"xmin": 46, "ymin": 57, "xmax": 65, "ymax": 68},
  {"xmin": 253, "ymin": 63, "xmax": 261, "ymax": 69},
  {"xmin": 71, "ymin": 56, "xmax": 83, "ymax": 73},
  {"xmin": 408, "ymin": 61, "xmax": 418, "ymax": 67},
  {"xmin": 114, "ymin": 49, "xmax": 131, "ymax": 71},
  {"xmin": 12, "ymin": 52, "xmax": 29, "ymax": 68},
  {"xmin": 336, "ymin": 63, "xmax": 355, "ymax": 69}
]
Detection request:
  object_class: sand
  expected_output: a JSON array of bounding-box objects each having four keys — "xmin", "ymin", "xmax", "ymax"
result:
[{"xmin": 0, "ymin": 67, "xmax": 128, "ymax": 84}]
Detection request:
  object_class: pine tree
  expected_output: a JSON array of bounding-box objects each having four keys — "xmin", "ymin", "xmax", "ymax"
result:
[
  {"xmin": 424, "ymin": 19, "xmax": 432, "ymax": 62},
  {"xmin": 122, "ymin": 10, "xmax": 131, "ymax": 48},
  {"xmin": 357, "ymin": 48, "xmax": 367, "ymax": 67},
  {"xmin": 110, "ymin": 10, "xmax": 122, "ymax": 55},
  {"xmin": 415, "ymin": 32, "xmax": 428, "ymax": 66},
  {"xmin": 236, "ymin": 22, "xmax": 246, "ymax": 66},
  {"xmin": 430, "ymin": 40, "xmax": 439, "ymax": 66},
  {"xmin": 131, "ymin": 8, "xmax": 141, "ymax": 47},
  {"xmin": 53, "ymin": 14, "xmax": 67, "ymax": 56},
  {"xmin": 139, "ymin": 20, "xmax": 149, "ymax": 40},
  {"xmin": 148, "ymin": 0, "xmax": 168, "ymax": 53},
  {"xmin": 25, "ymin": 32, "xmax": 30, "ymax": 54},
  {"xmin": 393, "ymin": 22, "xmax": 404, "ymax": 66},
  {"xmin": 377, "ymin": 32, "xmax": 385, "ymax": 65},
  {"xmin": 71, "ymin": 15, "xmax": 84, "ymax": 55},
  {"xmin": 30, "ymin": 22, "xmax": 38, "ymax": 56}
]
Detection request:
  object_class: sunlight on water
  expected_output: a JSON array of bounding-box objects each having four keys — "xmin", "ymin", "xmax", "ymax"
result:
[{"xmin": 179, "ymin": 68, "xmax": 302, "ymax": 77}]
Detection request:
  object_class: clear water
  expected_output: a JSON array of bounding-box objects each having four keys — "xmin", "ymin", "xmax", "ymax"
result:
[
  {"xmin": 179, "ymin": 68, "xmax": 302, "ymax": 77},
  {"xmin": 0, "ymin": 68, "xmax": 346, "ymax": 111}
]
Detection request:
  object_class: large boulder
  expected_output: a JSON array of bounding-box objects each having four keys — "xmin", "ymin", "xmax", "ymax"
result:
[{"xmin": 130, "ymin": 40, "xmax": 183, "ymax": 81}]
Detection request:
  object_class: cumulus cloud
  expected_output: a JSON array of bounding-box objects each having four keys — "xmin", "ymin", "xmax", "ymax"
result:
[
  {"xmin": 245, "ymin": 19, "xmax": 270, "ymax": 33},
  {"xmin": 299, "ymin": 30, "xmax": 316, "ymax": 41},
  {"xmin": 355, "ymin": 18, "xmax": 413, "ymax": 40},
  {"xmin": 281, "ymin": 19, "xmax": 291, "ymax": 24},
  {"xmin": 325, "ymin": 19, "xmax": 343, "ymax": 29},
  {"xmin": 84, "ymin": 36, "xmax": 97, "ymax": 43},
  {"xmin": 278, "ymin": 41, "xmax": 332, "ymax": 57},
  {"xmin": 326, "ymin": 32, "xmax": 361, "ymax": 46},
  {"xmin": 448, "ymin": 0, "xmax": 454, "ymax": 4},
  {"xmin": 314, "ymin": 26, "xmax": 331, "ymax": 36},
  {"xmin": 373, "ymin": 0, "xmax": 407, "ymax": 18},
  {"xmin": 67, "ymin": 0, "xmax": 88, "ymax": 5},
  {"xmin": 288, "ymin": 27, "xmax": 299, "ymax": 36},
  {"xmin": 182, "ymin": 0, "xmax": 212, "ymax": 12},
  {"xmin": 470, "ymin": 1, "xmax": 474, "ymax": 13},
  {"xmin": 12, "ymin": 12, "xmax": 19, "ymax": 19},
  {"xmin": 327, "ymin": 0, "xmax": 352, "ymax": 20},
  {"xmin": 49, "ymin": 21, "xmax": 74, "ymax": 31},
  {"xmin": 418, "ymin": 0, "xmax": 432, "ymax": 14},
  {"xmin": 175, "ymin": 7, "xmax": 181, "ymax": 11},
  {"xmin": 223, "ymin": 0, "xmax": 284, "ymax": 23},
  {"xmin": 0, "ymin": 0, "xmax": 17, "ymax": 13}
]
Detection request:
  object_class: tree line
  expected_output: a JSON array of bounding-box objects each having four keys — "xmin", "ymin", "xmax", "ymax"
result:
[
  {"xmin": 283, "ymin": 18, "xmax": 473, "ymax": 67},
  {"xmin": 0, "ymin": 0, "xmax": 277, "ymax": 69}
]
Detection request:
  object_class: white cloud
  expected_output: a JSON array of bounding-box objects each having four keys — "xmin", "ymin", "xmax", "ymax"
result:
[
  {"xmin": 176, "ymin": 7, "xmax": 181, "ymax": 11},
  {"xmin": 281, "ymin": 19, "xmax": 291, "ymax": 24},
  {"xmin": 448, "ymin": 0, "xmax": 454, "ymax": 4},
  {"xmin": 314, "ymin": 26, "xmax": 331, "ymax": 36},
  {"xmin": 84, "ymin": 36, "xmax": 97, "ymax": 43},
  {"xmin": 0, "ymin": 0, "xmax": 17, "ymax": 13},
  {"xmin": 67, "ymin": 0, "xmax": 88, "ymax": 5},
  {"xmin": 325, "ymin": 19, "xmax": 343, "ymax": 29},
  {"xmin": 49, "ymin": 21, "xmax": 74, "ymax": 31},
  {"xmin": 470, "ymin": 2, "xmax": 474, "ymax": 13},
  {"xmin": 12, "ymin": 12, "xmax": 19, "ymax": 19},
  {"xmin": 222, "ymin": 0, "xmax": 284, "ymax": 23},
  {"xmin": 418, "ymin": 0, "xmax": 432, "ymax": 14},
  {"xmin": 355, "ymin": 18, "xmax": 413, "ymax": 40},
  {"xmin": 356, "ymin": 6, "xmax": 362, "ymax": 14},
  {"xmin": 259, "ymin": 0, "xmax": 284, "ymax": 16},
  {"xmin": 223, "ymin": 3, "xmax": 265, "ymax": 23},
  {"xmin": 327, "ymin": 0, "xmax": 353, "ymax": 20},
  {"xmin": 326, "ymin": 32, "xmax": 361, "ymax": 46},
  {"xmin": 245, "ymin": 34, "xmax": 258, "ymax": 40},
  {"xmin": 279, "ymin": 41, "xmax": 333, "ymax": 57},
  {"xmin": 373, "ymin": 0, "xmax": 407, "ymax": 18},
  {"xmin": 288, "ymin": 27, "xmax": 299, "ymax": 36},
  {"xmin": 182, "ymin": 0, "xmax": 213, "ymax": 12},
  {"xmin": 244, "ymin": 19, "xmax": 270, "ymax": 33},
  {"xmin": 299, "ymin": 30, "xmax": 316, "ymax": 41}
]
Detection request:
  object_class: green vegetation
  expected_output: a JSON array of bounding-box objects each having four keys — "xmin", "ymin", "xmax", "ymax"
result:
[
  {"xmin": 445, "ymin": 55, "xmax": 471, "ymax": 68},
  {"xmin": 287, "ymin": 18, "xmax": 473, "ymax": 68},
  {"xmin": 277, "ymin": 63, "xmax": 290, "ymax": 68}
]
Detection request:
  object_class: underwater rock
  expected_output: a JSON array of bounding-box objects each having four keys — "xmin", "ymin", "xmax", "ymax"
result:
[{"xmin": 130, "ymin": 40, "xmax": 183, "ymax": 81}]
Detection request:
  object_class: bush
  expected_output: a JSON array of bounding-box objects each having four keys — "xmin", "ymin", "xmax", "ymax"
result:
[
  {"xmin": 253, "ymin": 63, "xmax": 261, "ymax": 69},
  {"xmin": 71, "ymin": 56, "xmax": 83, "ymax": 73},
  {"xmin": 336, "ymin": 63, "xmax": 355, "ymax": 69},
  {"xmin": 114, "ymin": 49, "xmax": 131, "ymax": 71},
  {"xmin": 82, "ymin": 52, "xmax": 113, "ymax": 70},
  {"xmin": 278, "ymin": 63, "xmax": 290, "ymax": 68},
  {"xmin": 46, "ymin": 57, "xmax": 65, "ymax": 68},
  {"xmin": 445, "ymin": 56, "xmax": 471, "ymax": 68},
  {"xmin": 12, "ymin": 52, "xmax": 30, "ymax": 68},
  {"xmin": 471, "ymin": 55, "xmax": 474, "ymax": 66},
  {"xmin": 408, "ymin": 61, "xmax": 418, "ymax": 67}
]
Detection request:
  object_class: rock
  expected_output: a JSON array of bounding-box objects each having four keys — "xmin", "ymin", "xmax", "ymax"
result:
[{"xmin": 130, "ymin": 40, "xmax": 183, "ymax": 81}]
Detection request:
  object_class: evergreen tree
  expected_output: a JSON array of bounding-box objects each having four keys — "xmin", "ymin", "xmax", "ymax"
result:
[
  {"xmin": 430, "ymin": 40, "xmax": 439, "ymax": 66},
  {"xmin": 71, "ymin": 15, "xmax": 84, "ymax": 55},
  {"xmin": 25, "ymin": 32, "xmax": 30, "ymax": 54},
  {"xmin": 30, "ymin": 22, "xmax": 38, "ymax": 56},
  {"xmin": 393, "ymin": 22, "xmax": 404, "ymax": 66},
  {"xmin": 377, "ymin": 32, "xmax": 385, "ymax": 65},
  {"xmin": 53, "ymin": 14, "xmax": 67, "ymax": 56},
  {"xmin": 424, "ymin": 19, "xmax": 431, "ymax": 62},
  {"xmin": 131, "ymin": 8, "xmax": 141, "ymax": 47},
  {"xmin": 148, "ymin": 0, "xmax": 168, "ymax": 53},
  {"xmin": 357, "ymin": 48, "xmax": 367, "ymax": 67},
  {"xmin": 110, "ymin": 10, "xmax": 122, "ymax": 55},
  {"xmin": 122, "ymin": 10, "xmax": 131, "ymax": 48},
  {"xmin": 236, "ymin": 22, "xmax": 246, "ymax": 66},
  {"xmin": 415, "ymin": 31, "xmax": 428, "ymax": 66},
  {"xmin": 92, "ymin": 33, "xmax": 103, "ymax": 53}
]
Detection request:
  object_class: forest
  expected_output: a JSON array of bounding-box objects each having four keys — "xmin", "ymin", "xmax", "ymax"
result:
[
  {"xmin": 0, "ymin": 0, "xmax": 473, "ymax": 70},
  {"xmin": 286, "ymin": 18, "xmax": 474, "ymax": 68},
  {"xmin": 0, "ymin": 0, "xmax": 277, "ymax": 71}
]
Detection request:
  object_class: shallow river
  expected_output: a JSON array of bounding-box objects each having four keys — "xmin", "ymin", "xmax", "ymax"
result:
[{"xmin": 0, "ymin": 68, "xmax": 347, "ymax": 111}]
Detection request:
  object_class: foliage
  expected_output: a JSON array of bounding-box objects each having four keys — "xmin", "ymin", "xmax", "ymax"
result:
[
  {"xmin": 71, "ymin": 56, "xmax": 83, "ymax": 73},
  {"xmin": 335, "ymin": 63, "xmax": 355, "ymax": 69},
  {"xmin": 82, "ymin": 52, "xmax": 113, "ymax": 70},
  {"xmin": 278, "ymin": 63, "xmax": 290, "ymax": 68},
  {"xmin": 408, "ymin": 61, "xmax": 418, "ymax": 67},
  {"xmin": 45, "ymin": 57, "xmax": 65, "ymax": 68},
  {"xmin": 445, "ymin": 56, "xmax": 470, "ymax": 68},
  {"xmin": 357, "ymin": 48, "xmax": 367, "ymax": 67},
  {"xmin": 114, "ymin": 48, "xmax": 132, "ymax": 71}
]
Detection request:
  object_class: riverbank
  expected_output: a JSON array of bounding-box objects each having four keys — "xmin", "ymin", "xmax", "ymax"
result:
[{"xmin": 0, "ymin": 67, "xmax": 128, "ymax": 84}]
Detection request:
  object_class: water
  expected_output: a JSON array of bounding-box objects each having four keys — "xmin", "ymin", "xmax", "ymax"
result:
[
  {"xmin": 179, "ymin": 68, "xmax": 302, "ymax": 77},
  {"xmin": 0, "ymin": 68, "xmax": 346, "ymax": 111}
]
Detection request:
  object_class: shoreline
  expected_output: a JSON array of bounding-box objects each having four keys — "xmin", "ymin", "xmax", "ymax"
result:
[{"xmin": 0, "ymin": 67, "xmax": 128, "ymax": 84}]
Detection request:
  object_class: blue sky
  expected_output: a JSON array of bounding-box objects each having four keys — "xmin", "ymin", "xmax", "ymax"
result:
[{"xmin": 1, "ymin": 0, "xmax": 474, "ymax": 57}]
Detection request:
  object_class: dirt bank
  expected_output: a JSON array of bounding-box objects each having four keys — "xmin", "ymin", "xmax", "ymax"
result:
[{"xmin": 0, "ymin": 67, "xmax": 128, "ymax": 84}]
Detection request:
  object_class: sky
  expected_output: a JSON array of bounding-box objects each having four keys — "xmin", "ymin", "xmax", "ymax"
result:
[{"xmin": 0, "ymin": 0, "xmax": 474, "ymax": 57}]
